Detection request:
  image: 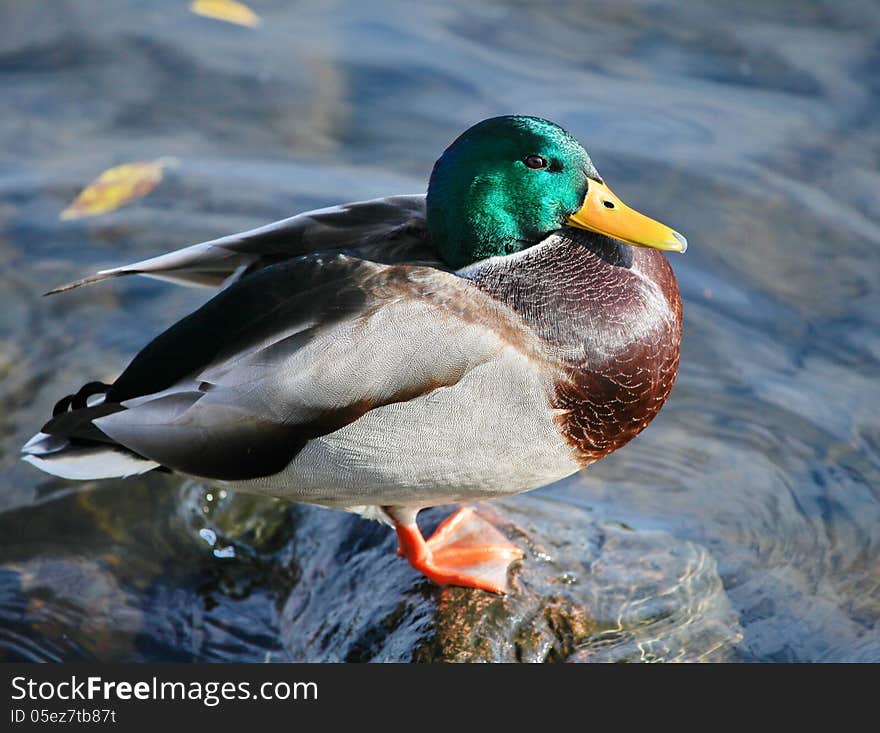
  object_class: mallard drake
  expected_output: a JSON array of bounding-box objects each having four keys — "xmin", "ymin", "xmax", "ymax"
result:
[{"xmin": 23, "ymin": 116, "xmax": 685, "ymax": 593}]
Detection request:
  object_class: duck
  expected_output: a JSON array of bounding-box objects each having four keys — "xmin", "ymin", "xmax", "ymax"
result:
[{"xmin": 22, "ymin": 116, "xmax": 686, "ymax": 594}]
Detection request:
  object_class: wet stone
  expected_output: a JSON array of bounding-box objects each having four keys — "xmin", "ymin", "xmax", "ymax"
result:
[{"xmin": 280, "ymin": 494, "xmax": 742, "ymax": 662}]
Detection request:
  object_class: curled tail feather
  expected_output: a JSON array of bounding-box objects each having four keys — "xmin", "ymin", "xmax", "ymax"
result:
[{"xmin": 22, "ymin": 381, "xmax": 160, "ymax": 480}]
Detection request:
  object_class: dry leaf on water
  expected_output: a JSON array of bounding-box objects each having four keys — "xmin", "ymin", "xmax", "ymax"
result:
[
  {"xmin": 189, "ymin": 0, "xmax": 261, "ymax": 28},
  {"xmin": 60, "ymin": 159, "xmax": 175, "ymax": 221}
]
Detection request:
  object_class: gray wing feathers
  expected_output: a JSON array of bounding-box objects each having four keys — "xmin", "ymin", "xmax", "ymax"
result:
[
  {"xmin": 94, "ymin": 288, "xmax": 506, "ymax": 481},
  {"xmin": 46, "ymin": 195, "xmax": 428, "ymax": 295},
  {"xmin": 94, "ymin": 391, "xmax": 307, "ymax": 480}
]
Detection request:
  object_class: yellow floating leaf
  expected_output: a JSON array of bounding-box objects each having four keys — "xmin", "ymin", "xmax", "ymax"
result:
[
  {"xmin": 60, "ymin": 159, "xmax": 172, "ymax": 221},
  {"xmin": 190, "ymin": 0, "xmax": 261, "ymax": 28}
]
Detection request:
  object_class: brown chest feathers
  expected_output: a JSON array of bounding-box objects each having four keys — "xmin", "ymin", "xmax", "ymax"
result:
[{"xmin": 468, "ymin": 229, "xmax": 682, "ymax": 464}]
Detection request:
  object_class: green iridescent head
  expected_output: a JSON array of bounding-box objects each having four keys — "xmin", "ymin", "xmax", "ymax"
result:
[
  {"xmin": 426, "ymin": 116, "xmax": 597, "ymax": 269},
  {"xmin": 426, "ymin": 116, "xmax": 686, "ymax": 269}
]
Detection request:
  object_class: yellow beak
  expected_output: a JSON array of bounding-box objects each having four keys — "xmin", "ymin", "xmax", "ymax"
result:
[{"xmin": 566, "ymin": 180, "xmax": 687, "ymax": 253}]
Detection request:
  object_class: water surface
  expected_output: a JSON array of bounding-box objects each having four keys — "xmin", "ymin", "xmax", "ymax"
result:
[{"xmin": 1, "ymin": 0, "xmax": 879, "ymax": 661}]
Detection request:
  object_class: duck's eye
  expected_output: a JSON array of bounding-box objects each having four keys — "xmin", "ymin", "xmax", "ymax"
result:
[{"xmin": 524, "ymin": 155, "xmax": 548, "ymax": 170}]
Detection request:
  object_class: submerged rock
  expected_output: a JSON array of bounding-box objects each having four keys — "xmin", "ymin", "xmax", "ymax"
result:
[
  {"xmin": 280, "ymin": 494, "xmax": 743, "ymax": 662},
  {"xmin": 0, "ymin": 477, "xmax": 741, "ymax": 662}
]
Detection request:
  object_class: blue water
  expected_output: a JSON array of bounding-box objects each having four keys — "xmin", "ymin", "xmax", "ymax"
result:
[{"xmin": 1, "ymin": 0, "xmax": 879, "ymax": 661}]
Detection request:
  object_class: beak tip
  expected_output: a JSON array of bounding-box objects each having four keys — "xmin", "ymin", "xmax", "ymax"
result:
[{"xmin": 673, "ymin": 232, "xmax": 688, "ymax": 253}]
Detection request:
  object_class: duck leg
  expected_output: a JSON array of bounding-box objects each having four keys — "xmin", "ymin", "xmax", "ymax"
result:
[{"xmin": 387, "ymin": 506, "xmax": 523, "ymax": 594}]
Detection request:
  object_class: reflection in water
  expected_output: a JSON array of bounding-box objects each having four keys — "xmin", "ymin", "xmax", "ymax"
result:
[
  {"xmin": 0, "ymin": 478, "xmax": 296, "ymax": 661},
  {"xmin": 1, "ymin": 0, "xmax": 879, "ymax": 661},
  {"xmin": 572, "ymin": 525, "xmax": 741, "ymax": 663}
]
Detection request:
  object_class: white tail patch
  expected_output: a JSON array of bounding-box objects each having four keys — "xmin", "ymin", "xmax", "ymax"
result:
[{"xmin": 21, "ymin": 435, "xmax": 159, "ymax": 480}]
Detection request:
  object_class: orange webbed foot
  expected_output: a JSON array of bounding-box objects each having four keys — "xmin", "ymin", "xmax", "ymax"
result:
[{"xmin": 390, "ymin": 506, "xmax": 523, "ymax": 594}]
